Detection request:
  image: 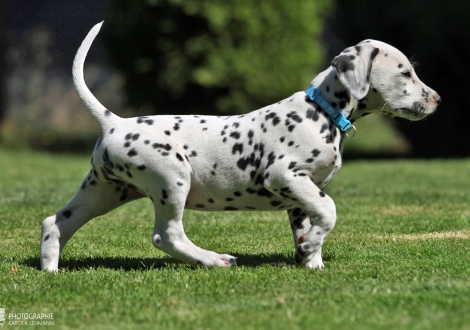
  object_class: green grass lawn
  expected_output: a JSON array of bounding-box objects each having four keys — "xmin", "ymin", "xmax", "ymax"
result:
[{"xmin": 0, "ymin": 149, "xmax": 469, "ymax": 329}]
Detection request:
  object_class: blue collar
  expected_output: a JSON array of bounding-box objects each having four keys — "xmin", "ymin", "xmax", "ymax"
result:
[{"xmin": 305, "ymin": 85, "xmax": 355, "ymax": 133}]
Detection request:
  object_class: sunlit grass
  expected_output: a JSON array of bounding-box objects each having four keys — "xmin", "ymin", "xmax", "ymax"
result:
[{"xmin": 0, "ymin": 149, "xmax": 469, "ymax": 329}]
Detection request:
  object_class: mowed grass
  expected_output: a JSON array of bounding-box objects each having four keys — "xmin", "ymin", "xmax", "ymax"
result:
[{"xmin": 0, "ymin": 149, "xmax": 469, "ymax": 330}]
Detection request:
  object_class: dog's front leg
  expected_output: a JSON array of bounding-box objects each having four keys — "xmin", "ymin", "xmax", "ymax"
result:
[
  {"xmin": 269, "ymin": 175, "xmax": 336, "ymax": 268},
  {"xmin": 287, "ymin": 208, "xmax": 313, "ymax": 260}
]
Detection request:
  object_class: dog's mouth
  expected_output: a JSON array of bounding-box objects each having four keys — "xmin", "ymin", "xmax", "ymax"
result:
[{"xmin": 390, "ymin": 102, "xmax": 435, "ymax": 121}]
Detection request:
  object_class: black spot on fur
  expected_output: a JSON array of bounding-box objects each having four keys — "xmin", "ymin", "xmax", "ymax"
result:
[
  {"xmin": 137, "ymin": 165, "xmax": 147, "ymax": 171},
  {"xmin": 120, "ymin": 189, "xmax": 128, "ymax": 201},
  {"xmin": 165, "ymin": 131, "xmax": 171, "ymax": 136},
  {"xmin": 230, "ymin": 131, "xmax": 241, "ymax": 139},
  {"xmin": 366, "ymin": 48, "xmax": 380, "ymax": 82},
  {"xmin": 232, "ymin": 143, "xmax": 244, "ymax": 155},
  {"xmin": 254, "ymin": 174, "xmax": 264, "ymax": 186},
  {"xmin": 312, "ymin": 149, "xmax": 321, "ymax": 157},
  {"xmin": 288, "ymin": 161, "xmax": 297, "ymax": 170},
  {"xmin": 306, "ymin": 108, "xmax": 319, "ymax": 121},
  {"xmin": 266, "ymin": 152, "xmax": 276, "ymax": 169},
  {"xmin": 224, "ymin": 206, "xmax": 238, "ymax": 211},
  {"xmin": 287, "ymin": 111, "xmax": 303, "ymax": 123},
  {"xmin": 257, "ymin": 188, "xmax": 273, "ymax": 198},
  {"xmin": 265, "ymin": 112, "xmax": 281, "ymax": 126},
  {"xmin": 319, "ymin": 191, "xmax": 326, "ymax": 197},
  {"xmin": 127, "ymin": 149, "xmax": 138, "ymax": 157},
  {"xmin": 44, "ymin": 235, "xmax": 50, "ymax": 241},
  {"xmin": 332, "ymin": 55, "xmax": 355, "ymax": 72},
  {"xmin": 176, "ymin": 153, "xmax": 184, "ymax": 162},
  {"xmin": 358, "ymin": 102, "xmax": 367, "ymax": 110},
  {"xmin": 152, "ymin": 143, "xmax": 172, "ymax": 151},
  {"xmin": 162, "ymin": 189, "xmax": 168, "ymax": 199},
  {"xmin": 334, "ymin": 90, "xmax": 350, "ymax": 104},
  {"xmin": 62, "ymin": 210, "xmax": 72, "ymax": 219}
]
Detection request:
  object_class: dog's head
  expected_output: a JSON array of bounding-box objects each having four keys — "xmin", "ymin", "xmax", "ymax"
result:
[{"xmin": 331, "ymin": 40, "xmax": 440, "ymax": 120}]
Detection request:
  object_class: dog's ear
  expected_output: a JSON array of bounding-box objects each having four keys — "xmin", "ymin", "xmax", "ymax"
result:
[{"xmin": 331, "ymin": 43, "xmax": 379, "ymax": 100}]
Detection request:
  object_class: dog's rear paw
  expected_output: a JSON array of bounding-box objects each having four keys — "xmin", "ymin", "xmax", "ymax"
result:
[
  {"xmin": 197, "ymin": 254, "xmax": 237, "ymax": 268},
  {"xmin": 221, "ymin": 255, "xmax": 237, "ymax": 267}
]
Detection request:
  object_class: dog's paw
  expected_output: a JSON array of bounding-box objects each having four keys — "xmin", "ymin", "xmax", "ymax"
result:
[
  {"xmin": 295, "ymin": 242, "xmax": 324, "ymax": 269},
  {"xmin": 196, "ymin": 253, "xmax": 237, "ymax": 268},
  {"xmin": 221, "ymin": 255, "xmax": 237, "ymax": 267},
  {"xmin": 305, "ymin": 257, "xmax": 324, "ymax": 269}
]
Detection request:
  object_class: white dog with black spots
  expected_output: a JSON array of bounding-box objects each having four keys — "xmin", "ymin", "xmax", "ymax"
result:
[{"xmin": 41, "ymin": 22, "xmax": 440, "ymax": 270}]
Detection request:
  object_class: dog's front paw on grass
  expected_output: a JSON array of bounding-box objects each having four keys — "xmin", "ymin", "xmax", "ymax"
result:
[{"xmin": 295, "ymin": 243, "xmax": 324, "ymax": 269}]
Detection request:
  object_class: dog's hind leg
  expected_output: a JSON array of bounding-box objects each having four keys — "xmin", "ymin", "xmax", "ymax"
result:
[{"xmin": 40, "ymin": 173, "xmax": 144, "ymax": 271}]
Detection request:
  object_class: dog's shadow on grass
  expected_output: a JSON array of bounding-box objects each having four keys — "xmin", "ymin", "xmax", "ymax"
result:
[{"xmin": 22, "ymin": 253, "xmax": 296, "ymax": 271}]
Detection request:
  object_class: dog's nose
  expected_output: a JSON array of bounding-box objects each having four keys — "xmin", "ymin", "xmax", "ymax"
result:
[{"xmin": 433, "ymin": 93, "xmax": 441, "ymax": 106}]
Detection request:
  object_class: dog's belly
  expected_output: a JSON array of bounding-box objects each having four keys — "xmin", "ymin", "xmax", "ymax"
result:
[{"xmin": 185, "ymin": 183, "xmax": 295, "ymax": 212}]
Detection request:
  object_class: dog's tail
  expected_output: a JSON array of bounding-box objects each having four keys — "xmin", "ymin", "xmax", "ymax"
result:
[{"xmin": 72, "ymin": 21, "xmax": 117, "ymax": 129}]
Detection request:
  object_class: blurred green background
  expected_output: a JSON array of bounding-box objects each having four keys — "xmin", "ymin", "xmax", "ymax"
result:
[{"xmin": 2, "ymin": 0, "xmax": 468, "ymax": 157}]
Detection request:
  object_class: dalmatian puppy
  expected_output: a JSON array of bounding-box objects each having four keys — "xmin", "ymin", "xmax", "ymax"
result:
[{"xmin": 40, "ymin": 22, "xmax": 440, "ymax": 270}]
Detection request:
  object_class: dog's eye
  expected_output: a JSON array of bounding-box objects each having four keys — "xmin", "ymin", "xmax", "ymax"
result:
[{"xmin": 401, "ymin": 71, "xmax": 412, "ymax": 78}]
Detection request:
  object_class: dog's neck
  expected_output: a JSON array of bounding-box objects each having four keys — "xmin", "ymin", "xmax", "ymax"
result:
[{"xmin": 310, "ymin": 67, "xmax": 384, "ymax": 124}]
